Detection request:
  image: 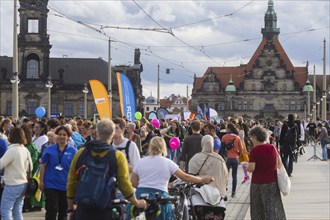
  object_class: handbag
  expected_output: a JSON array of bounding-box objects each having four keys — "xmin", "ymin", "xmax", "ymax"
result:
[
  {"xmin": 323, "ymin": 136, "xmax": 330, "ymax": 145},
  {"xmin": 25, "ymin": 152, "xmax": 38, "ymax": 197},
  {"xmin": 239, "ymin": 141, "xmax": 249, "ymax": 162},
  {"xmin": 274, "ymin": 146, "xmax": 291, "ymax": 196}
]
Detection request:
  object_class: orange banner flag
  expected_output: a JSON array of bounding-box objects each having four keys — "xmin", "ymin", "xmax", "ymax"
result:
[{"xmin": 89, "ymin": 80, "xmax": 112, "ymax": 119}]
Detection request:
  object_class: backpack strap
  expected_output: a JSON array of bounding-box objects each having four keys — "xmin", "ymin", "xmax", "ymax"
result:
[
  {"xmin": 116, "ymin": 140, "xmax": 131, "ymax": 163},
  {"xmin": 76, "ymin": 145, "xmax": 117, "ymax": 177}
]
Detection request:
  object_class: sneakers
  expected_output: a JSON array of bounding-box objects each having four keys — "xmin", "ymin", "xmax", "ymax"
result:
[
  {"xmin": 231, "ymin": 192, "xmax": 236, "ymax": 198},
  {"xmin": 242, "ymin": 176, "xmax": 249, "ymax": 183}
]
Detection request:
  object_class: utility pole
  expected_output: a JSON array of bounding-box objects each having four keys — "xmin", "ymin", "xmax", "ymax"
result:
[
  {"xmin": 108, "ymin": 38, "xmax": 112, "ymax": 118},
  {"xmin": 313, "ymin": 65, "xmax": 316, "ymax": 121},
  {"xmin": 322, "ymin": 38, "xmax": 327, "ymax": 121},
  {"xmin": 186, "ymin": 85, "xmax": 189, "ymax": 112},
  {"xmin": 157, "ymin": 64, "xmax": 160, "ymax": 105},
  {"xmin": 12, "ymin": 0, "xmax": 19, "ymax": 119}
]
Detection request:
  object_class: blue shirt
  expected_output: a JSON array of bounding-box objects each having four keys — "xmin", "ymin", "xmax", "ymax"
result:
[
  {"xmin": 0, "ymin": 138, "xmax": 8, "ymax": 158},
  {"xmin": 0, "ymin": 138, "xmax": 8, "ymax": 175},
  {"xmin": 41, "ymin": 143, "xmax": 77, "ymax": 191},
  {"xmin": 214, "ymin": 136, "xmax": 222, "ymax": 153}
]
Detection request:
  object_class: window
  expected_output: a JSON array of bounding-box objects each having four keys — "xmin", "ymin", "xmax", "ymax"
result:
[
  {"xmin": 218, "ymin": 103, "xmax": 225, "ymax": 111},
  {"xmin": 243, "ymin": 101, "xmax": 248, "ymax": 110},
  {"xmin": 28, "ymin": 19, "xmax": 39, "ymax": 33},
  {"xmin": 64, "ymin": 103, "xmax": 73, "ymax": 116},
  {"xmin": 51, "ymin": 103, "xmax": 57, "ymax": 114},
  {"xmin": 285, "ymin": 102, "xmax": 290, "ymax": 110},
  {"xmin": 6, "ymin": 101, "xmax": 12, "ymax": 116},
  {"xmin": 146, "ymin": 107, "xmax": 149, "ymax": 111},
  {"xmin": 290, "ymin": 101, "xmax": 296, "ymax": 111},
  {"xmin": 249, "ymin": 102, "xmax": 253, "ymax": 110},
  {"xmin": 296, "ymin": 102, "xmax": 301, "ymax": 111},
  {"xmin": 238, "ymin": 103, "xmax": 242, "ymax": 110},
  {"xmin": 252, "ymin": 84, "xmax": 256, "ymax": 91},
  {"xmin": 154, "ymin": 107, "xmax": 157, "ymax": 111},
  {"xmin": 27, "ymin": 101, "xmax": 38, "ymax": 115},
  {"xmin": 78, "ymin": 103, "xmax": 84, "ymax": 116},
  {"xmin": 27, "ymin": 59, "xmax": 39, "ymax": 79}
]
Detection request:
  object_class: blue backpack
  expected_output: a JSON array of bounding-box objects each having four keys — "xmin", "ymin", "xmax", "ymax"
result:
[{"xmin": 75, "ymin": 144, "xmax": 117, "ymax": 210}]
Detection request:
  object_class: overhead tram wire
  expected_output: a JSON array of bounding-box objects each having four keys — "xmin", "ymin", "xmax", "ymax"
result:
[
  {"xmin": 131, "ymin": 0, "xmax": 223, "ymax": 66},
  {"xmin": 282, "ymin": 13, "xmax": 330, "ymax": 42},
  {"xmin": 171, "ymin": 0, "xmax": 255, "ymax": 29},
  {"xmin": 48, "ymin": 4, "xmax": 199, "ymax": 76}
]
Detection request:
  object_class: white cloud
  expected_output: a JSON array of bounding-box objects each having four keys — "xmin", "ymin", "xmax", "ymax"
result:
[{"xmin": 1, "ymin": 0, "xmax": 329, "ymax": 98}]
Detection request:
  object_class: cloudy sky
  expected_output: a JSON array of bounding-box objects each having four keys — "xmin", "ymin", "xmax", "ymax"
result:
[{"xmin": 1, "ymin": 0, "xmax": 329, "ymax": 99}]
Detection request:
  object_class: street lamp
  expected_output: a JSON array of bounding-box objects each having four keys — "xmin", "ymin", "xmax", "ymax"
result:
[
  {"xmin": 12, "ymin": 0, "xmax": 19, "ymax": 119},
  {"xmin": 10, "ymin": 72, "xmax": 20, "ymax": 118},
  {"xmin": 45, "ymin": 77, "xmax": 53, "ymax": 118},
  {"xmin": 225, "ymin": 74, "xmax": 236, "ymax": 111},
  {"xmin": 317, "ymin": 101, "xmax": 320, "ymax": 118},
  {"xmin": 303, "ymin": 79, "xmax": 313, "ymax": 119},
  {"xmin": 82, "ymin": 83, "xmax": 89, "ymax": 119}
]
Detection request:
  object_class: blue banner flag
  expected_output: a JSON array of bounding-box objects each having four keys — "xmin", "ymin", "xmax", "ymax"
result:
[
  {"xmin": 197, "ymin": 105, "xmax": 203, "ymax": 115},
  {"xmin": 116, "ymin": 72, "xmax": 136, "ymax": 121},
  {"xmin": 204, "ymin": 103, "xmax": 210, "ymax": 119}
]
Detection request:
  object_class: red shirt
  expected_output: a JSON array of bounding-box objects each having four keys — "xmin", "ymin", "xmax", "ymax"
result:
[{"xmin": 249, "ymin": 144, "xmax": 277, "ymax": 184}]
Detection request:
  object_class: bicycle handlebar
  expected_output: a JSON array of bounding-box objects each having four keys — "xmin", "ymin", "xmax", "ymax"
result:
[{"xmin": 130, "ymin": 192, "xmax": 179, "ymax": 218}]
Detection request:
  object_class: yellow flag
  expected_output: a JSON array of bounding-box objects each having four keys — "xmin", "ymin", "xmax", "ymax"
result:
[
  {"xmin": 89, "ymin": 80, "xmax": 112, "ymax": 119},
  {"xmin": 33, "ymin": 166, "xmax": 42, "ymax": 202}
]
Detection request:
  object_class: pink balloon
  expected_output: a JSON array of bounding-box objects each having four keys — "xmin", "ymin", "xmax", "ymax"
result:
[
  {"xmin": 151, "ymin": 119, "xmax": 160, "ymax": 128},
  {"xmin": 169, "ymin": 137, "xmax": 180, "ymax": 150}
]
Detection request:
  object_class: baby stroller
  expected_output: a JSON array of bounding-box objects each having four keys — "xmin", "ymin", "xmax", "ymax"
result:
[{"xmin": 189, "ymin": 184, "xmax": 226, "ymax": 220}]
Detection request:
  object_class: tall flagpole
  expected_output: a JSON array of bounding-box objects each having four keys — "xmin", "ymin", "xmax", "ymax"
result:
[
  {"xmin": 12, "ymin": 0, "xmax": 19, "ymax": 119},
  {"xmin": 322, "ymin": 38, "xmax": 327, "ymax": 121}
]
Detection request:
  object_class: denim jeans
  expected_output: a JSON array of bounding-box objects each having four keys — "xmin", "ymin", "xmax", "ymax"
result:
[
  {"xmin": 226, "ymin": 158, "xmax": 239, "ymax": 194},
  {"xmin": 0, "ymin": 183, "xmax": 27, "ymax": 220},
  {"xmin": 321, "ymin": 142, "xmax": 328, "ymax": 160}
]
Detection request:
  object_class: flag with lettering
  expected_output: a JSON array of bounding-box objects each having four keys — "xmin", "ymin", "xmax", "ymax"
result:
[
  {"xmin": 89, "ymin": 80, "xmax": 111, "ymax": 119},
  {"xmin": 116, "ymin": 72, "xmax": 136, "ymax": 121}
]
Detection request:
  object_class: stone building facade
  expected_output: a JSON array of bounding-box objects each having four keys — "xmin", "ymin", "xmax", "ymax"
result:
[
  {"xmin": 0, "ymin": 0, "xmax": 144, "ymax": 119},
  {"xmin": 191, "ymin": 0, "xmax": 329, "ymax": 120}
]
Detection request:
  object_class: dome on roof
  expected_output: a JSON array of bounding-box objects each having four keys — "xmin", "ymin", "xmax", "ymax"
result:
[{"xmin": 146, "ymin": 96, "xmax": 157, "ymax": 104}]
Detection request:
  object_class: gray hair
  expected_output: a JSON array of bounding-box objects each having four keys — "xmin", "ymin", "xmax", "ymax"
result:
[
  {"xmin": 96, "ymin": 119, "xmax": 115, "ymax": 142},
  {"xmin": 248, "ymin": 125, "xmax": 268, "ymax": 142},
  {"xmin": 127, "ymin": 122, "xmax": 136, "ymax": 130}
]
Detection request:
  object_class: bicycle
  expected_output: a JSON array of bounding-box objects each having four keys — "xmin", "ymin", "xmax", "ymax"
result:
[{"xmin": 130, "ymin": 192, "xmax": 179, "ymax": 220}]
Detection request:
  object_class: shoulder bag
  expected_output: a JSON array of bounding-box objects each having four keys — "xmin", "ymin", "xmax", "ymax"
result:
[
  {"xmin": 26, "ymin": 151, "xmax": 38, "ymax": 197},
  {"xmin": 274, "ymin": 145, "xmax": 291, "ymax": 196},
  {"xmin": 194, "ymin": 154, "xmax": 210, "ymax": 176}
]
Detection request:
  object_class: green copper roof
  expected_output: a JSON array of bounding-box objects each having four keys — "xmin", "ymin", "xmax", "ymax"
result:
[
  {"xmin": 303, "ymin": 79, "xmax": 314, "ymax": 92},
  {"xmin": 225, "ymin": 78, "xmax": 236, "ymax": 92}
]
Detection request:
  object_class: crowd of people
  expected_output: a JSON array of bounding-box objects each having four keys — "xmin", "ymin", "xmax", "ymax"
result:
[{"xmin": 0, "ymin": 112, "xmax": 329, "ymax": 220}]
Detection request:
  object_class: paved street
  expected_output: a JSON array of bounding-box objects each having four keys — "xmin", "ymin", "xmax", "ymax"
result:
[
  {"xmin": 23, "ymin": 143, "xmax": 329, "ymax": 220},
  {"xmin": 225, "ymin": 143, "xmax": 330, "ymax": 220}
]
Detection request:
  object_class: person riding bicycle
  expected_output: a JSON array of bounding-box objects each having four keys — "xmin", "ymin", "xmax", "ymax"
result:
[{"xmin": 130, "ymin": 136, "xmax": 214, "ymax": 219}]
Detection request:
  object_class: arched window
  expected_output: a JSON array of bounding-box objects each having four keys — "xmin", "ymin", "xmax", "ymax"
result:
[{"xmin": 26, "ymin": 53, "xmax": 40, "ymax": 79}]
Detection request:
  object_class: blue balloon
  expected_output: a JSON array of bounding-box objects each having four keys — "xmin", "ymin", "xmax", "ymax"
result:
[{"xmin": 35, "ymin": 106, "xmax": 46, "ymax": 118}]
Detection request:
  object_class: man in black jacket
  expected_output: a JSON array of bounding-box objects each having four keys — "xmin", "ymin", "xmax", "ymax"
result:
[{"xmin": 280, "ymin": 114, "xmax": 299, "ymax": 177}]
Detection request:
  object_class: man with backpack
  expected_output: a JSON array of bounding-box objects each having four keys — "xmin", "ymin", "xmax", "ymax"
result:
[
  {"xmin": 112, "ymin": 118, "xmax": 141, "ymax": 173},
  {"xmin": 66, "ymin": 119, "xmax": 146, "ymax": 220},
  {"xmin": 280, "ymin": 114, "xmax": 299, "ymax": 177}
]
